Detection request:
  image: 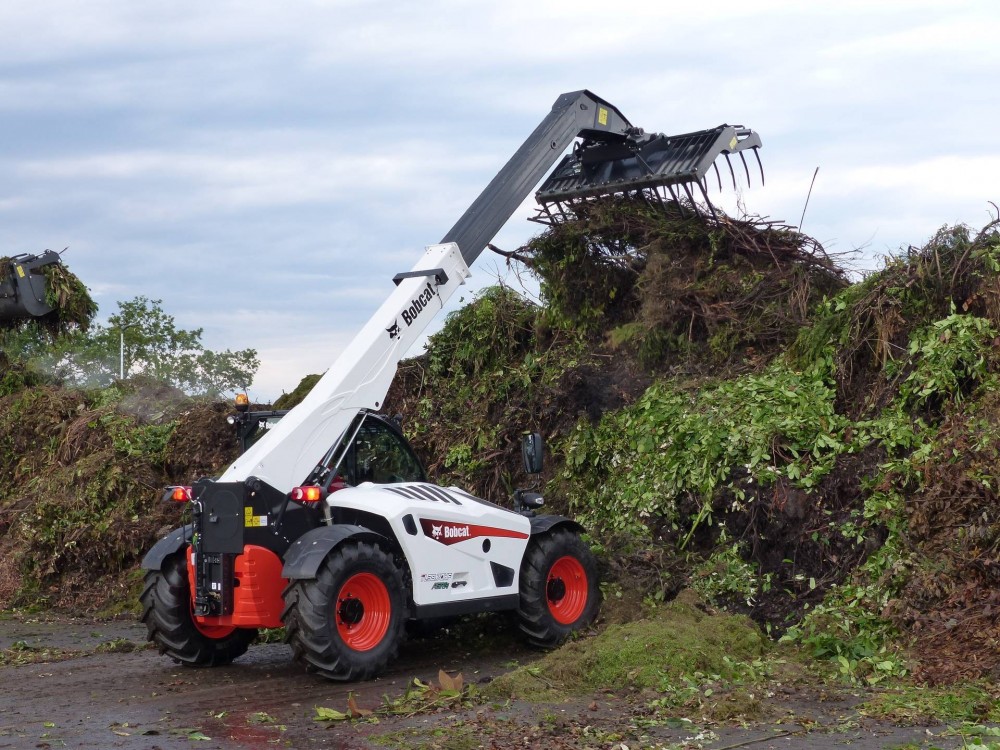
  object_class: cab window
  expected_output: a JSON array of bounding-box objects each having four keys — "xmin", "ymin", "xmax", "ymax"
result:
[{"xmin": 342, "ymin": 417, "xmax": 425, "ymax": 485}]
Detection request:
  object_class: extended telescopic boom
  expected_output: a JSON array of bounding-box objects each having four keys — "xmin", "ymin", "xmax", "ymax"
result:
[{"xmin": 221, "ymin": 91, "xmax": 762, "ymax": 494}]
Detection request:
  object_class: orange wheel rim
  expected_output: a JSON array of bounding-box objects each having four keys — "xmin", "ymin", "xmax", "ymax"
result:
[
  {"xmin": 546, "ymin": 556, "xmax": 588, "ymax": 625},
  {"xmin": 336, "ymin": 572, "xmax": 391, "ymax": 651}
]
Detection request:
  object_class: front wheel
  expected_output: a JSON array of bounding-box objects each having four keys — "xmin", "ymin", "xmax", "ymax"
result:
[
  {"xmin": 283, "ymin": 541, "xmax": 406, "ymax": 681},
  {"xmin": 140, "ymin": 550, "xmax": 256, "ymax": 666},
  {"xmin": 517, "ymin": 528, "xmax": 600, "ymax": 648}
]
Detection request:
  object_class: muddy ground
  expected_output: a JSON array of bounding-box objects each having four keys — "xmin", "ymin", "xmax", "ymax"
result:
[{"xmin": 0, "ymin": 612, "xmax": 983, "ymax": 750}]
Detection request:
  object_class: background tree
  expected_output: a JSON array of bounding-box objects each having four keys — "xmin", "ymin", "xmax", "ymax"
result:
[{"xmin": 2, "ymin": 296, "xmax": 259, "ymax": 397}]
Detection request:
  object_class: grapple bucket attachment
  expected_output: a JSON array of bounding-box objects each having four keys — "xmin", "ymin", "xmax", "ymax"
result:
[
  {"xmin": 0, "ymin": 250, "xmax": 62, "ymax": 323},
  {"xmin": 533, "ymin": 124, "xmax": 762, "ymax": 224}
]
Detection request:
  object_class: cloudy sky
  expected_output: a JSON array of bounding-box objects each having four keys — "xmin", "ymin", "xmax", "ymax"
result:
[{"xmin": 2, "ymin": 1, "xmax": 997, "ymax": 400}]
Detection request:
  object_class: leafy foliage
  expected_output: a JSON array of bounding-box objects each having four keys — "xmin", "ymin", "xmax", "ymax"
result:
[
  {"xmin": 521, "ymin": 198, "xmax": 846, "ymax": 367},
  {"xmin": 4, "ymin": 296, "xmax": 258, "ymax": 397}
]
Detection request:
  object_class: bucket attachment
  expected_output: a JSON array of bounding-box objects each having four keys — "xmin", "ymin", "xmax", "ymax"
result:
[
  {"xmin": 532, "ymin": 124, "xmax": 763, "ymax": 224},
  {"xmin": 0, "ymin": 250, "xmax": 62, "ymax": 323}
]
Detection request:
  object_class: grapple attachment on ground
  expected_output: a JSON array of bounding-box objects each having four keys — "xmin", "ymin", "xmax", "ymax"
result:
[
  {"xmin": 533, "ymin": 123, "xmax": 763, "ymax": 224},
  {"xmin": 0, "ymin": 250, "xmax": 62, "ymax": 323}
]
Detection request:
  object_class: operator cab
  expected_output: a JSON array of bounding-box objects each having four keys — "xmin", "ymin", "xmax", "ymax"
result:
[
  {"xmin": 337, "ymin": 414, "xmax": 426, "ymax": 485},
  {"xmin": 230, "ymin": 400, "xmax": 426, "ymax": 487}
]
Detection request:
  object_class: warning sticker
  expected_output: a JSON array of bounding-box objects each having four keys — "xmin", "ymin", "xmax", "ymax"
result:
[
  {"xmin": 244, "ymin": 508, "xmax": 268, "ymax": 527},
  {"xmin": 598, "ymin": 107, "xmax": 608, "ymax": 126}
]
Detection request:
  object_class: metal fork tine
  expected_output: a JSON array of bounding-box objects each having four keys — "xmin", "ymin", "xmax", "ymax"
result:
[
  {"xmin": 739, "ymin": 151, "xmax": 751, "ymax": 186},
  {"xmin": 753, "ymin": 147, "xmax": 765, "ymax": 186},
  {"xmin": 712, "ymin": 161, "xmax": 723, "ymax": 191},
  {"xmin": 724, "ymin": 153, "xmax": 737, "ymax": 190},
  {"xmin": 680, "ymin": 179, "xmax": 696, "ymax": 207},
  {"xmin": 696, "ymin": 179, "xmax": 718, "ymax": 220},
  {"xmin": 666, "ymin": 183, "xmax": 684, "ymax": 214}
]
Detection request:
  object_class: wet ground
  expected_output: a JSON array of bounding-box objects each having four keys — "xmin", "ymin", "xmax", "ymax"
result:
[{"xmin": 0, "ymin": 612, "xmax": 987, "ymax": 749}]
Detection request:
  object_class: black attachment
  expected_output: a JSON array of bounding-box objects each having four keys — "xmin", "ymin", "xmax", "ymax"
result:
[
  {"xmin": 0, "ymin": 250, "xmax": 62, "ymax": 323},
  {"xmin": 532, "ymin": 125, "xmax": 763, "ymax": 224}
]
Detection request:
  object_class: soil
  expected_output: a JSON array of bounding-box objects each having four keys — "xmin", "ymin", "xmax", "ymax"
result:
[{"xmin": 0, "ymin": 613, "xmax": 979, "ymax": 750}]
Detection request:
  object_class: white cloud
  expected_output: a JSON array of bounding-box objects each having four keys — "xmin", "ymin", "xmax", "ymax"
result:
[{"xmin": 2, "ymin": 1, "xmax": 998, "ymax": 400}]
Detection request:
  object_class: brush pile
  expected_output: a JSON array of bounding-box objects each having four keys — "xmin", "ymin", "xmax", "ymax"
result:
[
  {"xmin": 519, "ymin": 197, "xmax": 847, "ymax": 369},
  {"xmin": 3, "ymin": 201, "xmax": 1000, "ymax": 687}
]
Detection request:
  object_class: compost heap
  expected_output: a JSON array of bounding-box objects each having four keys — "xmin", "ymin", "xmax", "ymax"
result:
[
  {"xmin": 2, "ymin": 199, "xmax": 1000, "ymax": 686},
  {"xmin": 0, "ymin": 377, "xmax": 237, "ymax": 608}
]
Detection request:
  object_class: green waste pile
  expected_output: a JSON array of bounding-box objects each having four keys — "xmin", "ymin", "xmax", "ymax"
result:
[{"xmin": 3, "ymin": 202, "xmax": 1000, "ymax": 688}]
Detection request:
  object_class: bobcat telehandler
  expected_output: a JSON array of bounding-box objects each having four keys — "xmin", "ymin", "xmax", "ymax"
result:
[{"xmin": 140, "ymin": 90, "xmax": 763, "ymax": 681}]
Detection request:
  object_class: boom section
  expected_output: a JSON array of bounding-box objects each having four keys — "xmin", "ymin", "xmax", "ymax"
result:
[
  {"xmin": 441, "ymin": 89, "xmax": 634, "ymax": 267},
  {"xmin": 220, "ymin": 243, "xmax": 470, "ymax": 491}
]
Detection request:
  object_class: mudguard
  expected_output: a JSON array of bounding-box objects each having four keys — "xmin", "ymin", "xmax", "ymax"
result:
[
  {"xmin": 140, "ymin": 526, "xmax": 193, "ymax": 570},
  {"xmin": 281, "ymin": 524, "xmax": 387, "ymax": 580},
  {"xmin": 529, "ymin": 515, "xmax": 584, "ymax": 536}
]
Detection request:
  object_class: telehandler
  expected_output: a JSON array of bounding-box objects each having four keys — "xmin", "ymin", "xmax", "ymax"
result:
[{"xmin": 141, "ymin": 90, "xmax": 762, "ymax": 680}]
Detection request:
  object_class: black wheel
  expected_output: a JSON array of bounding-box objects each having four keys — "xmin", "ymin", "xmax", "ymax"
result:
[
  {"xmin": 517, "ymin": 527, "xmax": 600, "ymax": 648},
  {"xmin": 283, "ymin": 541, "xmax": 406, "ymax": 681},
  {"xmin": 140, "ymin": 550, "xmax": 256, "ymax": 666}
]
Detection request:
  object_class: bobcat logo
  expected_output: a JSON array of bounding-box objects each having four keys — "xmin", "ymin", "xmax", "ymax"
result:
[
  {"xmin": 386, "ymin": 320, "xmax": 401, "ymax": 339},
  {"xmin": 431, "ymin": 524, "xmax": 443, "ymax": 539}
]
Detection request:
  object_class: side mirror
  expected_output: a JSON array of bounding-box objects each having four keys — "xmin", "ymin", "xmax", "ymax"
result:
[{"xmin": 521, "ymin": 432, "xmax": 543, "ymax": 475}]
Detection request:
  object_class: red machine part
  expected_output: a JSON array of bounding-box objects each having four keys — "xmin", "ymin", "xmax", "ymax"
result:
[{"xmin": 187, "ymin": 545, "xmax": 287, "ymax": 630}]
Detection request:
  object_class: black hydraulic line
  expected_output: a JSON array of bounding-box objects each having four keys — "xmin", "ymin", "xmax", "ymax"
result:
[{"xmin": 440, "ymin": 90, "xmax": 633, "ymax": 267}]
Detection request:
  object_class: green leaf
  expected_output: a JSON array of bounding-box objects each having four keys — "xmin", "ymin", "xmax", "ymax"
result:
[{"xmin": 314, "ymin": 706, "xmax": 350, "ymax": 722}]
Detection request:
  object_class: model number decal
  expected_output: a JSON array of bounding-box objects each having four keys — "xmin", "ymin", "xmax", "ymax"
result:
[
  {"xmin": 419, "ymin": 572, "xmax": 453, "ymax": 582},
  {"xmin": 418, "ymin": 518, "xmax": 529, "ymax": 546}
]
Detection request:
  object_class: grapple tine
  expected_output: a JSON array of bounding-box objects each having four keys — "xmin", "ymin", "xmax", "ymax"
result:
[
  {"xmin": 696, "ymin": 179, "xmax": 718, "ymax": 220},
  {"xmin": 680, "ymin": 179, "xmax": 697, "ymax": 207},
  {"xmin": 667, "ymin": 184, "xmax": 688, "ymax": 216},
  {"xmin": 533, "ymin": 121, "xmax": 763, "ymax": 221},
  {"xmin": 724, "ymin": 153, "xmax": 737, "ymax": 190},
  {"xmin": 753, "ymin": 147, "xmax": 765, "ymax": 187},
  {"xmin": 739, "ymin": 151, "xmax": 751, "ymax": 186}
]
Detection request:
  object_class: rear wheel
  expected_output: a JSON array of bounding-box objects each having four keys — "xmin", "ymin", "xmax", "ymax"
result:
[
  {"xmin": 517, "ymin": 527, "xmax": 600, "ymax": 648},
  {"xmin": 283, "ymin": 541, "xmax": 406, "ymax": 681},
  {"xmin": 140, "ymin": 550, "xmax": 256, "ymax": 666}
]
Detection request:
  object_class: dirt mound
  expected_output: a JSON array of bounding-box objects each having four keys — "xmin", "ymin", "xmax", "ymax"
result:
[
  {"xmin": 164, "ymin": 400, "xmax": 239, "ymax": 479},
  {"xmin": 519, "ymin": 198, "xmax": 847, "ymax": 370},
  {"xmin": 885, "ymin": 390, "xmax": 1000, "ymax": 683},
  {"xmin": 793, "ymin": 221, "xmax": 1000, "ymax": 415},
  {"xmin": 388, "ymin": 209, "xmax": 1000, "ymax": 684},
  {"xmin": 0, "ymin": 376, "xmax": 239, "ymax": 611},
  {"xmin": 3, "ymin": 202, "xmax": 1000, "ymax": 687}
]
